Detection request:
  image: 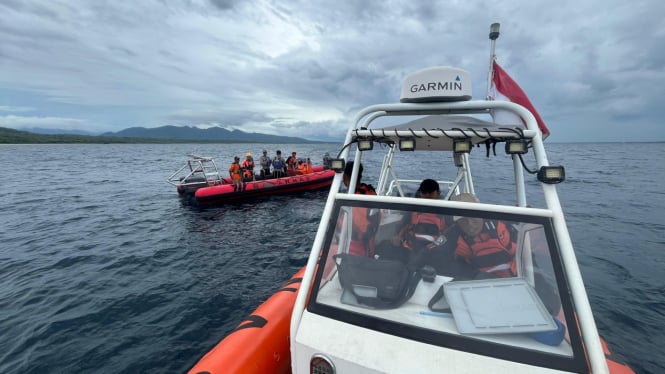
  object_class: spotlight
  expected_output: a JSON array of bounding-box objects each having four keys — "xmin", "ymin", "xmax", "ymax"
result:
[
  {"xmin": 453, "ymin": 139, "xmax": 472, "ymax": 153},
  {"xmin": 330, "ymin": 159, "xmax": 346, "ymax": 173},
  {"xmin": 399, "ymin": 138, "xmax": 416, "ymax": 151},
  {"xmin": 357, "ymin": 138, "xmax": 373, "ymax": 151},
  {"xmin": 505, "ymin": 139, "xmax": 529, "ymax": 154},
  {"xmin": 537, "ymin": 166, "xmax": 565, "ymax": 184}
]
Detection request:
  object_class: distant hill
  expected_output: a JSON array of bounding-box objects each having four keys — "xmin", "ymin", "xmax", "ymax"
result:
[
  {"xmin": 20, "ymin": 127, "xmax": 99, "ymax": 136},
  {"xmin": 0, "ymin": 126, "xmax": 180, "ymax": 144},
  {"xmin": 0, "ymin": 125, "xmax": 328, "ymax": 144},
  {"xmin": 102, "ymin": 125, "xmax": 315, "ymax": 143}
]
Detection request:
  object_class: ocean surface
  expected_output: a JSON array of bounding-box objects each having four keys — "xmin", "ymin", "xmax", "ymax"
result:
[{"xmin": 0, "ymin": 142, "xmax": 663, "ymax": 374}]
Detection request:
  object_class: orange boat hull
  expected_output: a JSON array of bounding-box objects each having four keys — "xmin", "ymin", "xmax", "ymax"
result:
[{"xmin": 188, "ymin": 267, "xmax": 306, "ymax": 374}]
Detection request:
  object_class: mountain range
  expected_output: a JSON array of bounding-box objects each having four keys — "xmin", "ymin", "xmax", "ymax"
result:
[{"xmin": 11, "ymin": 125, "xmax": 326, "ymax": 143}]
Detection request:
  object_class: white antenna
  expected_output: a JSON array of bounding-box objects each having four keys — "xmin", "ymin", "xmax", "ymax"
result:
[{"xmin": 486, "ymin": 23, "xmax": 500, "ymax": 100}]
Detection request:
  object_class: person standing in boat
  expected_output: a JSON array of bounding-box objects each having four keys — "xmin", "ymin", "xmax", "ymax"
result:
[
  {"xmin": 342, "ymin": 161, "xmax": 378, "ymax": 256},
  {"xmin": 322, "ymin": 152, "xmax": 332, "ymax": 170},
  {"xmin": 229, "ymin": 156, "xmax": 243, "ymax": 191},
  {"xmin": 286, "ymin": 151, "xmax": 298, "ymax": 173},
  {"xmin": 343, "ymin": 161, "xmax": 376, "ymax": 195},
  {"xmin": 272, "ymin": 150, "xmax": 286, "ymax": 178},
  {"xmin": 242, "ymin": 153, "xmax": 255, "ymax": 181},
  {"xmin": 259, "ymin": 149, "xmax": 272, "ymax": 179}
]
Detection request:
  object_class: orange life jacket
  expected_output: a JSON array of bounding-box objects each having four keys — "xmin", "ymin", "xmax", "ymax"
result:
[
  {"xmin": 454, "ymin": 220, "xmax": 517, "ymax": 277},
  {"xmin": 401, "ymin": 213, "xmax": 448, "ymax": 251},
  {"xmin": 242, "ymin": 159, "xmax": 254, "ymax": 178},
  {"xmin": 347, "ymin": 183, "xmax": 378, "ymax": 256},
  {"xmin": 229, "ymin": 163, "xmax": 241, "ymax": 180}
]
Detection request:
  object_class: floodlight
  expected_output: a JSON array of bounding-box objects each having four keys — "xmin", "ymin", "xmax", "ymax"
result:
[
  {"xmin": 453, "ymin": 139, "xmax": 472, "ymax": 153},
  {"xmin": 330, "ymin": 159, "xmax": 346, "ymax": 173},
  {"xmin": 537, "ymin": 166, "xmax": 565, "ymax": 184},
  {"xmin": 357, "ymin": 138, "xmax": 373, "ymax": 151},
  {"xmin": 505, "ymin": 139, "xmax": 529, "ymax": 155},
  {"xmin": 399, "ymin": 137, "xmax": 416, "ymax": 151}
]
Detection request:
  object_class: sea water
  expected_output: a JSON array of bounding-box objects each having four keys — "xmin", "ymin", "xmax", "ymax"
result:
[{"xmin": 0, "ymin": 142, "xmax": 663, "ymax": 373}]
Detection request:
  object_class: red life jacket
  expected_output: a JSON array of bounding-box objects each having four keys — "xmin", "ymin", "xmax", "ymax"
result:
[{"xmin": 455, "ymin": 220, "xmax": 517, "ymax": 277}]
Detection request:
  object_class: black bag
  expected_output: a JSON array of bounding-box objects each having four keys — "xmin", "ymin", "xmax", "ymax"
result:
[{"xmin": 334, "ymin": 253, "xmax": 420, "ymax": 309}]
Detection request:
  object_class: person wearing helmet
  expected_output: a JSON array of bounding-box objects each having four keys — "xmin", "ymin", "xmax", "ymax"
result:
[
  {"xmin": 273, "ymin": 150, "xmax": 286, "ymax": 178},
  {"xmin": 286, "ymin": 150, "xmax": 298, "ymax": 172},
  {"xmin": 242, "ymin": 152, "xmax": 255, "ymax": 180},
  {"xmin": 259, "ymin": 149, "xmax": 272, "ymax": 178},
  {"xmin": 229, "ymin": 156, "xmax": 243, "ymax": 191}
]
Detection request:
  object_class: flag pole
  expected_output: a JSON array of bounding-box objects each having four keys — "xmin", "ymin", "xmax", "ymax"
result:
[{"xmin": 486, "ymin": 23, "xmax": 500, "ymax": 100}]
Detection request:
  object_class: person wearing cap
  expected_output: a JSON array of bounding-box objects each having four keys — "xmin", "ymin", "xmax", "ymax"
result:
[
  {"xmin": 259, "ymin": 149, "xmax": 272, "ymax": 178},
  {"xmin": 286, "ymin": 151, "xmax": 298, "ymax": 172},
  {"xmin": 272, "ymin": 150, "xmax": 286, "ymax": 178},
  {"xmin": 448, "ymin": 193, "xmax": 517, "ymax": 278},
  {"xmin": 229, "ymin": 156, "xmax": 243, "ymax": 191},
  {"xmin": 241, "ymin": 152, "xmax": 255, "ymax": 180}
]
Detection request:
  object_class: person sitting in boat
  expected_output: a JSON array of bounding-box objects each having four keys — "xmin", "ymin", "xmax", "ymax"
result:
[
  {"xmin": 272, "ymin": 150, "xmax": 286, "ymax": 178},
  {"xmin": 376, "ymin": 179, "xmax": 449, "ymax": 264},
  {"xmin": 242, "ymin": 153, "xmax": 255, "ymax": 181},
  {"xmin": 342, "ymin": 161, "xmax": 378, "ymax": 256},
  {"xmin": 286, "ymin": 151, "xmax": 298, "ymax": 172},
  {"xmin": 424, "ymin": 193, "xmax": 518, "ymax": 279},
  {"xmin": 258, "ymin": 149, "xmax": 272, "ymax": 178},
  {"xmin": 451, "ymin": 193, "xmax": 517, "ymax": 278},
  {"xmin": 295, "ymin": 160, "xmax": 308, "ymax": 174},
  {"xmin": 229, "ymin": 156, "xmax": 243, "ymax": 191}
]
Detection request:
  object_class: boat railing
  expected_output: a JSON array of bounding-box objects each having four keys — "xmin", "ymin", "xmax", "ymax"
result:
[
  {"xmin": 167, "ymin": 156, "xmax": 223, "ymax": 186},
  {"xmin": 385, "ymin": 179, "xmax": 458, "ymax": 198}
]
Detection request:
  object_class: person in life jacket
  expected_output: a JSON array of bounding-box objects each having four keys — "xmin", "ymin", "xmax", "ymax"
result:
[
  {"xmin": 447, "ymin": 193, "xmax": 517, "ymax": 278},
  {"xmin": 295, "ymin": 159, "xmax": 309, "ymax": 174},
  {"xmin": 286, "ymin": 151, "xmax": 298, "ymax": 172},
  {"xmin": 399, "ymin": 179, "xmax": 449, "ymax": 252},
  {"xmin": 306, "ymin": 157, "xmax": 313, "ymax": 174},
  {"xmin": 258, "ymin": 149, "xmax": 272, "ymax": 178},
  {"xmin": 272, "ymin": 150, "xmax": 286, "ymax": 178},
  {"xmin": 242, "ymin": 153, "xmax": 255, "ymax": 180},
  {"xmin": 341, "ymin": 161, "xmax": 378, "ymax": 257},
  {"xmin": 229, "ymin": 156, "xmax": 243, "ymax": 191},
  {"xmin": 376, "ymin": 179, "xmax": 448, "ymax": 264}
]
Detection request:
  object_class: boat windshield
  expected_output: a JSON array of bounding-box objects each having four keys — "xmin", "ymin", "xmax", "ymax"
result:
[{"xmin": 308, "ymin": 197, "xmax": 588, "ymax": 372}]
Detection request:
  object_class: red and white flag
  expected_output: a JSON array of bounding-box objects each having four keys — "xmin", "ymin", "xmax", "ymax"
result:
[{"xmin": 490, "ymin": 61, "xmax": 550, "ymax": 139}]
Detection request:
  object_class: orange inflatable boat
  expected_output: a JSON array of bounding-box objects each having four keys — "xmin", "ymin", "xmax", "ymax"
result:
[{"xmin": 188, "ymin": 267, "xmax": 306, "ymax": 374}]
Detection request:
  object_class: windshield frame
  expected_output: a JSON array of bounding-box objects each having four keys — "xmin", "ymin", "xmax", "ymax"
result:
[{"xmin": 307, "ymin": 196, "xmax": 588, "ymax": 373}]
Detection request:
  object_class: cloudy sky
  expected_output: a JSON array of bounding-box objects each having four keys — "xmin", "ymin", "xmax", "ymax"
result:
[{"xmin": 1, "ymin": 0, "xmax": 663, "ymax": 142}]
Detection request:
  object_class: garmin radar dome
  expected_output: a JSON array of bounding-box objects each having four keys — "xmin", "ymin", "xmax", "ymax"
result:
[{"xmin": 400, "ymin": 66, "xmax": 472, "ymax": 103}]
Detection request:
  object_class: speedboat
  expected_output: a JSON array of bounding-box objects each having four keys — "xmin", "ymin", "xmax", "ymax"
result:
[
  {"xmin": 188, "ymin": 24, "xmax": 634, "ymax": 373},
  {"xmin": 167, "ymin": 155, "xmax": 335, "ymax": 206}
]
